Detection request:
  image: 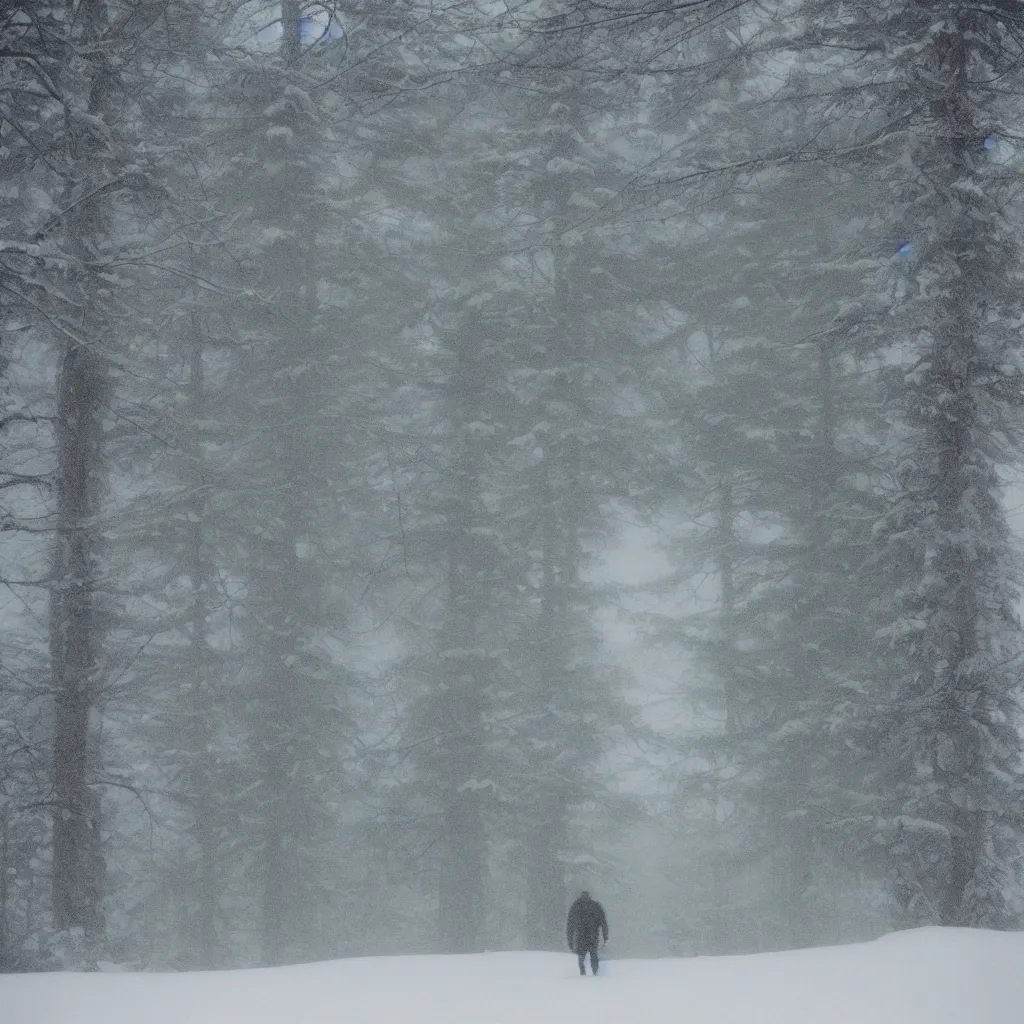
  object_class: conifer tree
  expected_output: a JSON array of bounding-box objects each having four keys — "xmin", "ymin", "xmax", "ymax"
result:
[
  {"xmin": 645, "ymin": 0, "xmax": 1024, "ymax": 931},
  {"xmin": 490, "ymin": 6, "xmax": 644, "ymax": 947},
  {"xmin": 589, "ymin": 7, "xmax": 894, "ymax": 948},
  {"xmin": 48, "ymin": 0, "xmax": 140, "ymax": 951},
  {"xmin": 794, "ymin": 1, "xmax": 1024, "ymax": 927},
  {"xmin": 0, "ymin": 7, "xmax": 66, "ymax": 967}
]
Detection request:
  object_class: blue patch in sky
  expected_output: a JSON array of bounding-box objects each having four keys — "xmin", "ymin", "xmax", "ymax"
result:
[
  {"xmin": 298, "ymin": 16, "xmax": 345, "ymax": 42},
  {"xmin": 298, "ymin": 17, "xmax": 321, "ymax": 40},
  {"xmin": 254, "ymin": 16, "xmax": 345, "ymax": 47}
]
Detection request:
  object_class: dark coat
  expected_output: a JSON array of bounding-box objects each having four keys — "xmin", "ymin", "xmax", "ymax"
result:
[{"xmin": 566, "ymin": 894, "xmax": 608, "ymax": 952}]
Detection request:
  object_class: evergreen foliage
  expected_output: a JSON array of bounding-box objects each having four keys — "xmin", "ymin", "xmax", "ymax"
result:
[{"xmin": 0, "ymin": 0, "xmax": 1023, "ymax": 970}]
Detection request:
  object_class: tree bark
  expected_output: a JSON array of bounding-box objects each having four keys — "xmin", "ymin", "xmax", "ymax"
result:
[
  {"xmin": 437, "ymin": 314, "xmax": 487, "ymax": 954},
  {"xmin": 524, "ymin": 797, "xmax": 566, "ymax": 951},
  {"xmin": 50, "ymin": 340, "xmax": 105, "ymax": 939},
  {"xmin": 181, "ymin": 313, "xmax": 218, "ymax": 966},
  {"xmin": 523, "ymin": 488, "xmax": 569, "ymax": 950},
  {"xmin": 49, "ymin": 0, "xmax": 115, "ymax": 946}
]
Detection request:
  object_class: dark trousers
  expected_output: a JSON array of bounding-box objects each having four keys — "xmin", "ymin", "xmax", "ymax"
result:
[{"xmin": 576, "ymin": 941, "xmax": 599, "ymax": 975}]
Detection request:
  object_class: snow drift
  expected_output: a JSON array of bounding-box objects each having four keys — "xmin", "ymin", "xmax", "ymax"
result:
[{"xmin": 4, "ymin": 926, "xmax": 1022, "ymax": 1024}]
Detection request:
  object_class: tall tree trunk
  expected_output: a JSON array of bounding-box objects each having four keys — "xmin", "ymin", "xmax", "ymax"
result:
[
  {"xmin": 259, "ymin": 720, "xmax": 288, "ymax": 965},
  {"xmin": 182, "ymin": 314, "xmax": 218, "ymax": 966},
  {"xmin": 438, "ymin": 782, "xmax": 485, "ymax": 952},
  {"xmin": 932, "ymin": 318, "xmax": 984, "ymax": 925},
  {"xmin": 523, "ymin": 489, "xmax": 568, "ymax": 950},
  {"xmin": 249, "ymin": 0, "xmax": 332, "ymax": 964},
  {"xmin": 523, "ymin": 795, "xmax": 566, "ymax": 951},
  {"xmin": 716, "ymin": 478, "xmax": 739, "ymax": 734},
  {"xmin": 708, "ymin": 335, "xmax": 739, "ymax": 955},
  {"xmin": 0, "ymin": 805, "xmax": 9, "ymax": 968},
  {"xmin": 521, "ymin": 135, "xmax": 590, "ymax": 945},
  {"xmin": 438, "ymin": 315, "xmax": 487, "ymax": 954},
  {"xmin": 252, "ymin": 535, "xmax": 306, "ymax": 965},
  {"xmin": 50, "ymin": 339, "xmax": 106, "ymax": 940},
  {"xmin": 912, "ymin": 17, "xmax": 1012, "ymax": 928},
  {"xmin": 779, "ymin": 341, "xmax": 837, "ymax": 948},
  {"xmin": 50, "ymin": 0, "xmax": 119, "ymax": 951}
]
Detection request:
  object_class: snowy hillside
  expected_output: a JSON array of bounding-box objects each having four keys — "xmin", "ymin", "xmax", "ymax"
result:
[{"xmin": 4, "ymin": 927, "xmax": 1022, "ymax": 1024}]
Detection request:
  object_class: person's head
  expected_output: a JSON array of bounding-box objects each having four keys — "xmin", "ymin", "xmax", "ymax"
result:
[{"xmin": 580, "ymin": 890, "xmax": 591, "ymax": 900}]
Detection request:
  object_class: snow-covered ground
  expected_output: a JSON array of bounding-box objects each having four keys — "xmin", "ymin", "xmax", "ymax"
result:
[{"xmin": 4, "ymin": 926, "xmax": 1022, "ymax": 1024}]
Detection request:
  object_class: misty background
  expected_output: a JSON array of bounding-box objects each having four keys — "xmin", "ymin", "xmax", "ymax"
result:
[{"xmin": 2, "ymin": 0, "xmax": 1024, "ymax": 971}]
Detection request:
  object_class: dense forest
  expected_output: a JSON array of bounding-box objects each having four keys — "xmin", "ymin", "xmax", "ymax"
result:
[{"xmin": 2, "ymin": 0, "xmax": 1024, "ymax": 970}]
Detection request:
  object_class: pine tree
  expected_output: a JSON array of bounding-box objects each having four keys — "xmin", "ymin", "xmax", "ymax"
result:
[
  {"xmin": 409, "ymin": 302, "xmax": 519, "ymax": 952},
  {"xmin": 47, "ymin": 0, "xmax": 137, "ymax": 951},
  {"xmin": 590, "ymin": 7, "xmax": 896, "ymax": 948},
  {"xmin": 488, "ymin": 5, "xmax": 644, "ymax": 948},
  {"xmin": 657, "ymin": 0, "xmax": 1024, "ymax": 932},
  {"xmin": 806, "ymin": 2, "xmax": 1024, "ymax": 927},
  {"xmin": 91, "ymin": 2, "xmax": 245, "ymax": 968},
  {"xmin": 224, "ymin": 5, "xmax": 344, "ymax": 964},
  {"xmin": 202, "ymin": 0, "xmax": 431, "ymax": 963},
  {"xmin": 372, "ymin": 74, "xmax": 530, "ymax": 950}
]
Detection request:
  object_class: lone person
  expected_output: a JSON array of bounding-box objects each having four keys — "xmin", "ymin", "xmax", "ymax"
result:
[{"xmin": 566, "ymin": 890, "xmax": 608, "ymax": 976}]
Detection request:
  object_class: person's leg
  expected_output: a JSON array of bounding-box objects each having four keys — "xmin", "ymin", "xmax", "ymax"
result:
[
  {"xmin": 577, "ymin": 950, "xmax": 586, "ymax": 975},
  {"xmin": 590, "ymin": 942, "xmax": 599, "ymax": 975}
]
